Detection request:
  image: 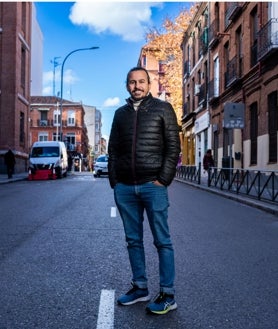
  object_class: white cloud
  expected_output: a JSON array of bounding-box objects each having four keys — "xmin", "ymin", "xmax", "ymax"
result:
[
  {"xmin": 43, "ymin": 70, "xmax": 53, "ymax": 85},
  {"xmin": 63, "ymin": 69, "xmax": 79, "ymax": 84},
  {"xmin": 42, "ymin": 85, "xmax": 52, "ymax": 95},
  {"xmin": 103, "ymin": 97, "xmax": 120, "ymax": 107},
  {"xmin": 42, "ymin": 71, "xmax": 53, "ymax": 95},
  {"xmin": 69, "ymin": 2, "xmax": 162, "ymax": 42},
  {"xmin": 42, "ymin": 69, "xmax": 79, "ymax": 96}
]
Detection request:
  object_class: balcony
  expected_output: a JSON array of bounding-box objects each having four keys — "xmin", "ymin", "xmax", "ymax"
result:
[
  {"xmin": 208, "ymin": 78, "xmax": 220, "ymax": 105},
  {"xmin": 225, "ymin": 3, "xmax": 242, "ymax": 24},
  {"xmin": 208, "ymin": 20, "xmax": 220, "ymax": 49},
  {"xmin": 183, "ymin": 60, "xmax": 190, "ymax": 79},
  {"xmin": 257, "ymin": 18, "xmax": 278, "ymax": 61},
  {"xmin": 181, "ymin": 103, "xmax": 188, "ymax": 120},
  {"xmin": 198, "ymin": 83, "xmax": 206, "ymax": 106},
  {"xmin": 37, "ymin": 119, "xmax": 50, "ymax": 127},
  {"xmin": 199, "ymin": 27, "xmax": 208, "ymax": 56},
  {"xmin": 225, "ymin": 55, "xmax": 243, "ymax": 88}
]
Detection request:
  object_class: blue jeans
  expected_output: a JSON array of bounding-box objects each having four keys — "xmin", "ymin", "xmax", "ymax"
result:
[{"xmin": 114, "ymin": 182, "xmax": 175, "ymax": 295}]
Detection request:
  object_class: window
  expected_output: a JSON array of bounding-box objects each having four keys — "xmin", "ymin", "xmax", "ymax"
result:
[
  {"xmin": 21, "ymin": 47, "xmax": 26, "ymax": 94},
  {"xmin": 53, "ymin": 110, "xmax": 60, "ymax": 126},
  {"xmin": 192, "ymin": 32, "xmax": 196, "ymax": 68},
  {"xmin": 236, "ymin": 26, "xmax": 243, "ymax": 77},
  {"xmin": 38, "ymin": 133, "xmax": 48, "ymax": 141},
  {"xmin": 191, "ymin": 82, "xmax": 195, "ymax": 112},
  {"xmin": 250, "ymin": 102, "xmax": 258, "ymax": 165},
  {"xmin": 21, "ymin": 2, "xmax": 27, "ymax": 33},
  {"xmin": 224, "ymin": 42, "xmax": 229, "ymax": 87},
  {"xmin": 214, "ymin": 3, "xmax": 220, "ymax": 32},
  {"xmin": 31, "ymin": 146, "xmax": 59, "ymax": 158},
  {"xmin": 250, "ymin": 6, "xmax": 258, "ymax": 67},
  {"xmin": 187, "ymin": 45, "xmax": 191, "ymax": 73},
  {"xmin": 40, "ymin": 111, "xmax": 48, "ymax": 126},
  {"xmin": 65, "ymin": 133, "xmax": 76, "ymax": 151},
  {"xmin": 95, "ymin": 144, "xmax": 100, "ymax": 153},
  {"xmin": 142, "ymin": 55, "xmax": 147, "ymax": 67},
  {"xmin": 223, "ymin": 128, "xmax": 229, "ymax": 157},
  {"xmin": 53, "ymin": 133, "xmax": 59, "ymax": 141},
  {"xmin": 20, "ymin": 112, "xmax": 25, "ymax": 144},
  {"xmin": 67, "ymin": 110, "xmax": 75, "ymax": 126},
  {"xmin": 213, "ymin": 56, "xmax": 220, "ymax": 97},
  {"xmin": 268, "ymin": 91, "xmax": 278, "ymax": 163}
]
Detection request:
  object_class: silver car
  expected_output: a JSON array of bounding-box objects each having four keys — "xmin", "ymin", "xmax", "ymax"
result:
[{"xmin": 93, "ymin": 155, "xmax": 109, "ymax": 177}]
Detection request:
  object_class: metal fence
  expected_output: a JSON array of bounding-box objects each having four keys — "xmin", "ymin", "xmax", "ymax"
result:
[{"xmin": 175, "ymin": 164, "xmax": 278, "ymax": 204}]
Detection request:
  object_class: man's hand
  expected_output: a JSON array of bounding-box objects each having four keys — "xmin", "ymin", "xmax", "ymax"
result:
[{"xmin": 153, "ymin": 180, "xmax": 164, "ymax": 186}]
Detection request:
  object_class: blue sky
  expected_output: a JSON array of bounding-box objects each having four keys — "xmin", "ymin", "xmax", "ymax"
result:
[{"xmin": 35, "ymin": 1, "xmax": 192, "ymax": 138}]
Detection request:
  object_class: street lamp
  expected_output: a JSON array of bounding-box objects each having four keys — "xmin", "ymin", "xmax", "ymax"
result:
[{"xmin": 59, "ymin": 46, "xmax": 99, "ymax": 141}]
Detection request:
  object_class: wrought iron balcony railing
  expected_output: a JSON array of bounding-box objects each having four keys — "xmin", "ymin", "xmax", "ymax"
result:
[
  {"xmin": 257, "ymin": 18, "xmax": 278, "ymax": 60},
  {"xmin": 208, "ymin": 19, "xmax": 220, "ymax": 48},
  {"xmin": 225, "ymin": 55, "xmax": 243, "ymax": 87}
]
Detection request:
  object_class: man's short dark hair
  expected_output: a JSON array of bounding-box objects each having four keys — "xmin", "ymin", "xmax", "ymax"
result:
[{"xmin": 126, "ymin": 67, "xmax": 151, "ymax": 86}]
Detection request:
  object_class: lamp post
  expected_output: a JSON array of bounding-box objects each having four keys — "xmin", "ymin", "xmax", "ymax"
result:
[{"xmin": 59, "ymin": 46, "xmax": 99, "ymax": 141}]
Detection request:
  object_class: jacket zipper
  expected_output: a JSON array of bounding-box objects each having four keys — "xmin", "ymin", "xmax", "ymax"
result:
[{"xmin": 131, "ymin": 109, "xmax": 138, "ymax": 183}]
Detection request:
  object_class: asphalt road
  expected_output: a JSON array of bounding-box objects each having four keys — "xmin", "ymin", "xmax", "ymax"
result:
[{"xmin": 0, "ymin": 173, "xmax": 277, "ymax": 329}]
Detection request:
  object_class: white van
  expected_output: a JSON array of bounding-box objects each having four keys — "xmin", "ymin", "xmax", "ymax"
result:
[{"xmin": 28, "ymin": 141, "xmax": 68, "ymax": 180}]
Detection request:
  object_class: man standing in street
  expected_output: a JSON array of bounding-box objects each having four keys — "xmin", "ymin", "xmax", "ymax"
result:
[{"xmin": 108, "ymin": 67, "xmax": 180, "ymax": 315}]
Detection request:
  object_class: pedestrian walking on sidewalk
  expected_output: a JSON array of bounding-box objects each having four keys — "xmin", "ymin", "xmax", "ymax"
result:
[
  {"xmin": 108, "ymin": 67, "xmax": 180, "ymax": 315},
  {"xmin": 4, "ymin": 149, "xmax": 16, "ymax": 179},
  {"xmin": 203, "ymin": 149, "xmax": 214, "ymax": 173}
]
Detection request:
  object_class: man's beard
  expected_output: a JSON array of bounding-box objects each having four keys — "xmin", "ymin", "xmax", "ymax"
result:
[{"xmin": 131, "ymin": 90, "xmax": 149, "ymax": 101}]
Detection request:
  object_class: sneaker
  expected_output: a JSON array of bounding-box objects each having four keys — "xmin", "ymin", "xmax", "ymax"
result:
[
  {"xmin": 146, "ymin": 292, "xmax": 177, "ymax": 315},
  {"xmin": 117, "ymin": 283, "xmax": 151, "ymax": 306}
]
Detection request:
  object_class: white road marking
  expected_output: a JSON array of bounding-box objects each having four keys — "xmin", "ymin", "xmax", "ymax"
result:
[
  {"xmin": 96, "ymin": 289, "xmax": 115, "ymax": 329},
  {"xmin": 110, "ymin": 207, "xmax": 117, "ymax": 217}
]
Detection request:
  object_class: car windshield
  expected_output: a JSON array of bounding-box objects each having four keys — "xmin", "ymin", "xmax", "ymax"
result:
[
  {"xmin": 31, "ymin": 146, "xmax": 59, "ymax": 158},
  {"xmin": 97, "ymin": 156, "xmax": 108, "ymax": 162}
]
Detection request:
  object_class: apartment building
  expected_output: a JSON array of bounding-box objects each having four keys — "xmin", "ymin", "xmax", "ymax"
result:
[
  {"xmin": 83, "ymin": 105, "xmax": 104, "ymax": 170},
  {"xmin": 30, "ymin": 96, "xmax": 89, "ymax": 161},
  {"xmin": 137, "ymin": 45, "xmax": 171, "ymax": 101},
  {"xmin": 181, "ymin": 2, "xmax": 209, "ymax": 166},
  {"xmin": 94, "ymin": 109, "xmax": 102, "ymax": 156},
  {"xmin": 0, "ymin": 2, "xmax": 32, "ymax": 173},
  {"xmin": 182, "ymin": 2, "xmax": 278, "ymax": 171}
]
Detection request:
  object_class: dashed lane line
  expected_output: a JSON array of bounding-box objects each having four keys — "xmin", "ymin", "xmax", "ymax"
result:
[
  {"xmin": 96, "ymin": 289, "xmax": 115, "ymax": 329},
  {"xmin": 110, "ymin": 207, "xmax": 117, "ymax": 217}
]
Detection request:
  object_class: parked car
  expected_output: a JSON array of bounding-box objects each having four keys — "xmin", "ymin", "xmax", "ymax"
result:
[{"xmin": 93, "ymin": 155, "xmax": 109, "ymax": 177}]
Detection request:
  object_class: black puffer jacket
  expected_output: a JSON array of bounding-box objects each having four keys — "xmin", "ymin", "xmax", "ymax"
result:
[{"xmin": 108, "ymin": 94, "xmax": 180, "ymax": 188}]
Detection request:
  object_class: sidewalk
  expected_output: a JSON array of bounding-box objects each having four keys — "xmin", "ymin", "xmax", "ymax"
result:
[{"xmin": 0, "ymin": 172, "xmax": 28, "ymax": 184}]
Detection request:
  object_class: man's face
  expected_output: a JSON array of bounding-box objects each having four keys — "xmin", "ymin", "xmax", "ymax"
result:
[{"xmin": 126, "ymin": 70, "xmax": 150, "ymax": 101}]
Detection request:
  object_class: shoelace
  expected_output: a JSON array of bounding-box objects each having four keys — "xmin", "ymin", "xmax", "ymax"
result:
[
  {"xmin": 126, "ymin": 286, "xmax": 138, "ymax": 295},
  {"xmin": 154, "ymin": 293, "xmax": 166, "ymax": 303}
]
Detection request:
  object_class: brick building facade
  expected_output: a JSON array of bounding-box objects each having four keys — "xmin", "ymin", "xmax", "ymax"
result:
[
  {"xmin": 30, "ymin": 96, "xmax": 89, "ymax": 160},
  {"xmin": 181, "ymin": 2, "xmax": 278, "ymax": 171},
  {"xmin": 0, "ymin": 2, "xmax": 32, "ymax": 173}
]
